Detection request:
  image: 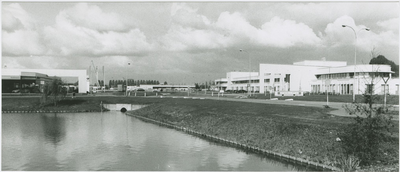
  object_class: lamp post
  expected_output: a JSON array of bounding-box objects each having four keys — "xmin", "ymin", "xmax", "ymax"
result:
[
  {"xmin": 123, "ymin": 77, "xmax": 127, "ymax": 96},
  {"xmin": 381, "ymin": 74, "xmax": 390, "ymax": 110},
  {"xmin": 240, "ymin": 49, "xmax": 251, "ymax": 96},
  {"xmin": 342, "ymin": 25, "xmax": 370, "ymax": 102},
  {"xmin": 326, "ymin": 67, "xmax": 330, "ymax": 106},
  {"xmin": 126, "ymin": 62, "xmax": 132, "ymax": 96}
]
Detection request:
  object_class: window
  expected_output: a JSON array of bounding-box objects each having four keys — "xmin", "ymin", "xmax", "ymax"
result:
[
  {"xmin": 264, "ymin": 73, "xmax": 271, "ymax": 76},
  {"xmin": 365, "ymin": 84, "xmax": 374, "ymax": 94},
  {"xmin": 284, "ymin": 74, "xmax": 290, "ymax": 83},
  {"xmin": 274, "ymin": 78, "xmax": 280, "ymax": 82},
  {"xmin": 264, "ymin": 79, "xmax": 270, "ymax": 83}
]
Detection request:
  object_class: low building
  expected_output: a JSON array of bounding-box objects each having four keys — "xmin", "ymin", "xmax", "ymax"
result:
[
  {"xmin": 140, "ymin": 84, "xmax": 196, "ymax": 92},
  {"xmin": 2, "ymin": 68, "xmax": 88, "ymax": 93},
  {"xmin": 217, "ymin": 60, "xmax": 399, "ymax": 96},
  {"xmin": 2, "ymin": 71, "xmax": 60, "ymax": 93}
]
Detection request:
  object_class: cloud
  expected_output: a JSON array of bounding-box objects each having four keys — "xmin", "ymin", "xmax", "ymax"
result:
[
  {"xmin": 43, "ymin": 17, "xmax": 152, "ymax": 56},
  {"xmin": 2, "ymin": 3, "xmax": 46, "ymax": 56},
  {"xmin": 218, "ymin": 12, "xmax": 324, "ymax": 48},
  {"xmin": 377, "ymin": 18, "xmax": 399, "ymax": 32},
  {"xmin": 322, "ymin": 15, "xmax": 357, "ymax": 47},
  {"xmin": 171, "ymin": 3, "xmax": 211, "ymax": 29},
  {"xmin": 322, "ymin": 15, "xmax": 398, "ymax": 53},
  {"xmin": 42, "ymin": 3, "xmax": 153, "ymax": 56},
  {"xmin": 2, "ymin": 30, "xmax": 46, "ymax": 56},
  {"xmin": 2, "ymin": 3, "xmax": 36, "ymax": 31},
  {"xmin": 2, "ymin": 3, "xmax": 153, "ymax": 57},
  {"xmin": 258, "ymin": 16, "xmax": 322, "ymax": 47},
  {"xmin": 59, "ymin": 3, "xmax": 130, "ymax": 32},
  {"xmin": 160, "ymin": 25, "xmax": 229, "ymax": 51},
  {"xmin": 162, "ymin": 6, "xmax": 322, "ymax": 52}
]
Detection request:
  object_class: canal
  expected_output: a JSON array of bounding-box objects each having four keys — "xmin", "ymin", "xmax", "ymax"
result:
[{"xmin": 2, "ymin": 111, "xmax": 317, "ymax": 171}]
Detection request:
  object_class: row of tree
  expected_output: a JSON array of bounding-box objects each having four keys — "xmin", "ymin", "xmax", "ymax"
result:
[
  {"xmin": 369, "ymin": 55, "xmax": 399, "ymax": 77},
  {"xmin": 195, "ymin": 80, "xmax": 216, "ymax": 90},
  {"xmin": 107, "ymin": 79, "xmax": 165, "ymax": 88}
]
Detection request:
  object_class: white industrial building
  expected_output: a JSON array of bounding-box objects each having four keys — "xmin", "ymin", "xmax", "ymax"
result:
[
  {"xmin": 216, "ymin": 60, "xmax": 399, "ymax": 96},
  {"xmin": 2, "ymin": 68, "xmax": 89, "ymax": 93}
]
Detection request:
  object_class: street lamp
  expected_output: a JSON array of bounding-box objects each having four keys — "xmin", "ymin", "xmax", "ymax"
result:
[
  {"xmin": 342, "ymin": 25, "xmax": 370, "ymax": 102},
  {"xmin": 240, "ymin": 49, "xmax": 251, "ymax": 96},
  {"xmin": 381, "ymin": 74, "xmax": 390, "ymax": 110},
  {"xmin": 126, "ymin": 62, "xmax": 132, "ymax": 96}
]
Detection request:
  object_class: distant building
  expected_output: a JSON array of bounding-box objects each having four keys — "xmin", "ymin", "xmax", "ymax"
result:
[
  {"xmin": 216, "ymin": 60, "xmax": 399, "ymax": 95},
  {"xmin": 2, "ymin": 69, "xmax": 88, "ymax": 93},
  {"xmin": 140, "ymin": 84, "xmax": 196, "ymax": 92}
]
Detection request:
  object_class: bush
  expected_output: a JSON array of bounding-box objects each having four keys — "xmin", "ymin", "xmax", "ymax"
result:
[
  {"xmin": 336, "ymin": 155, "xmax": 361, "ymax": 172},
  {"xmin": 340, "ymin": 93, "xmax": 396, "ymax": 166}
]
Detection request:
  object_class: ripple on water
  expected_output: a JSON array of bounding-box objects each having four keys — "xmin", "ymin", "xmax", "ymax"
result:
[{"xmin": 2, "ymin": 112, "xmax": 318, "ymax": 171}]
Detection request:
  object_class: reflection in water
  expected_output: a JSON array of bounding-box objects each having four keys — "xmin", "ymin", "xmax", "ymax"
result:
[
  {"xmin": 2, "ymin": 112, "xmax": 316, "ymax": 171},
  {"xmin": 40, "ymin": 113, "xmax": 66, "ymax": 145}
]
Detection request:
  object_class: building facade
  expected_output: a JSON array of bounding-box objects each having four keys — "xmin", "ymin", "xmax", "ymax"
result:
[
  {"xmin": 216, "ymin": 60, "xmax": 399, "ymax": 96},
  {"xmin": 2, "ymin": 69, "xmax": 89, "ymax": 93}
]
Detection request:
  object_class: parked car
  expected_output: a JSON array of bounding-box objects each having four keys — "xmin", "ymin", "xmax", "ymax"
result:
[
  {"xmin": 12, "ymin": 89, "xmax": 20, "ymax": 93},
  {"xmin": 135, "ymin": 88, "xmax": 145, "ymax": 92},
  {"xmin": 236, "ymin": 90, "xmax": 248, "ymax": 93},
  {"xmin": 224, "ymin": 90, "xmax": 232, "ymax": 93}
]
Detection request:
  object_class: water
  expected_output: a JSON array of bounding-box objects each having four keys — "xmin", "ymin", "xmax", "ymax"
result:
[{"xmin": 2, "ymin": 111, "xmax": 316, "ymax": 171}]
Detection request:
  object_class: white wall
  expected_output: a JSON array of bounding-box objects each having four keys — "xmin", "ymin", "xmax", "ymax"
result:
[
  {"xmin": 258, "ymin": 64, "xmax": 320, "ymax": 93},
  {"xmin": 2, "ymin": 69, "xmax": 88, "ymax": 93}
]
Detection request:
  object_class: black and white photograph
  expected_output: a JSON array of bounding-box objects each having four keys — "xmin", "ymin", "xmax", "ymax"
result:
[{"xmin": 1, "ymin": 1, "xmax": 399, "ymax": 171}]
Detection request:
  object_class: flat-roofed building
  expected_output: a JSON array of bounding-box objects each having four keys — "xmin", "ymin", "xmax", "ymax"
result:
[
  {"xmin": 2, "ymin": 68, "xmax": 88, "ymax": 93},
  {"xmin": 139, "ymin": 84, "xmax": 196, "ymax": 92},
  {"xmin": 217, "ymin": 59, "xmax": 399, "ymax": 96}
]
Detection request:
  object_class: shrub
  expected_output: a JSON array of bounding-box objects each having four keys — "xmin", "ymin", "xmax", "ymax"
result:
[
  {"xmin": 336, "ymin": 155, "xmax": 361, "ymax": 172},
  {"xmin": 340, "ymin": 93, "xmax": 396, "ymax": 166}
]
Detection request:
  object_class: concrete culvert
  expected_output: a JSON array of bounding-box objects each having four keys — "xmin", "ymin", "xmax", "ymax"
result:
[{"xmin": 120, "ymin": 107, "xmax": 127, "ymax": 112}]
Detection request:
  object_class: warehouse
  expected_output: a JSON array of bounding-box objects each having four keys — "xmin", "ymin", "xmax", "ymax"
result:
[
  {"xmin": 2, "ymin": 69, "xmax": 88, "ymax": 93},
  {"xmin": 217, "ymin": 60, "xmax": 399, "ymax": 96}
]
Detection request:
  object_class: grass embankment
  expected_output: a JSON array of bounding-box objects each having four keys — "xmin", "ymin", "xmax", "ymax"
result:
[
  {"xmin": 126, "ymin": 98, "xmax": 399, "ymax": 171},
  {"xmin": 187, "ymin": 91, "xmax": 399, "ymax": 105},
  {"xmin": 1, "ymin": 96, "xmax": 158, "ymax": 112}
]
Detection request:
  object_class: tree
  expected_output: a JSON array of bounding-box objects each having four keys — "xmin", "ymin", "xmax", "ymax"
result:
[
  {"xmin": 195, "ymin": 83, "xmax": 200, "ymax": 89},
  {"xmin": 339, "ymin": 70, "xmax": 396, "ymax": 167},
  {"xmin": 41, "ymin": 78, "xmax": 66, "ymax": 106},
  {"xmin": 369, "ymin": 55, "xmax": 399, "ymax": 77},
  {"xmin": 164, "ymin": 81, "xmax": 168, "ymax": 85}
]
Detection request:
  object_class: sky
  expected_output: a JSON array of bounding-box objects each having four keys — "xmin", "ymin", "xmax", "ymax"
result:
[{"xmin": 1, "ymin": 1, "xmax": 399, "ymax": 84}]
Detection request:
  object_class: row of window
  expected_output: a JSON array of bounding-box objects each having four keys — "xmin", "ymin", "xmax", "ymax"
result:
[
  {"xmin": 232, "ymin": 77, "xmax": 287, "ymax": 84},
  {"xmin": 318, "ymin": 72, "xmax": 391, "ymax": 80},
  {"xmin": 264, "ymin": 73, "xmax": 282, "ymax": 76},
  {"xmin": 232, "ymin": 80, "xmax": 260, "ymax": 84},
  {"xmin": 264, "ymin": 78, "xmax": 280, "ymax": 83}
]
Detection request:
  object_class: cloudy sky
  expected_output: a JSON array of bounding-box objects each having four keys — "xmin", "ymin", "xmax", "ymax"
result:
[{"xmin": 2, "ymin": 1, "xmax": 399, "ymax": 84}]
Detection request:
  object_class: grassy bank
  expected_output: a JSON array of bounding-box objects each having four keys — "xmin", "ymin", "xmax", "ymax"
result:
[
  {"xmin": 1, "ymin": 96, "xmax": 159, "ymax": 112},
  {"xmin": 186, "ymin": 91, "xmax": 399, "ymax": 105},
  {"xmin": 126, "ymin": 98, "xmax": 398, "ymax": 171}
]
